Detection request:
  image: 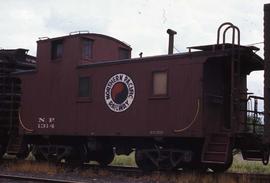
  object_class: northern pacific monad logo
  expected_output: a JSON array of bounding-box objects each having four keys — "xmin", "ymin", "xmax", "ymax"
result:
[{"xmin": 105, "ymin": 73, "xmax": 135, "ymax": 112}]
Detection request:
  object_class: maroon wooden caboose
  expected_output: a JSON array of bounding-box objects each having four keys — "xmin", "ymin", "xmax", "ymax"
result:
[{"xmin": 17, "ymin": 26, "xmax": 264, "ymax": 171}]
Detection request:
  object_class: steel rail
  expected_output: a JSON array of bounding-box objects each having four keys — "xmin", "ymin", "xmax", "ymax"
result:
[{"xmin": 0, "ymin": 173, "xmax": 88, "ymax": 183}]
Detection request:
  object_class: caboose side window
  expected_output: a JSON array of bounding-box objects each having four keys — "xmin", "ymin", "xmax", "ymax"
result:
[
  {"xmin": 82, "ymin": 39, "xmax": 93, "ymax": 59},
  {"xmin": 152, "ymin": 71, "xmax": 168, "ymax": 96},
  {"xmin": 119, "ymin": 48, "xmax": 130, "ymax": 59},
  {"xmin": 51, "ymin": 39, "xmax": 63, "ymax": 60},
  {"xmin": 78, "ymin": 77, "xmax": 91, "ymax": 97}
]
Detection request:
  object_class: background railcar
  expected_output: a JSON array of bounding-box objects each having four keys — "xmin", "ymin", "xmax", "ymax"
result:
[{"xmin": 0, "ymin": 49, "xmax": 35, "ymax": 157}]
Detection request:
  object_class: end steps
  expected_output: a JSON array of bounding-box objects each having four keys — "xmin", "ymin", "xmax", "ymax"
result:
[
  {"xmin": 6, "ymin": 135, "xmax": 24, "ymax": 155},
  {"xmin": 202, "ymin": 133, "xmax": 232, "ymax": 164}
]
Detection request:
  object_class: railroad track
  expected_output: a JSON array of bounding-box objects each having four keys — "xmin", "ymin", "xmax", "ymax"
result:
[
  {"xmin": 2, "ymin": 160, "xmax": 270, "ymax": 183},
  {"xmin": 0, "ymin": 173, "xmax": 89, "ymax": 183},
  {"xmin": 1, "ymin": 170, "xmax": 270, "ymax": 183},
  {"xmin": 107, "ymin": 165, "xmax": 270, "ymax": 183},
  {"xmin": 86, "ymin": 164, "xmax": 270, "ymax": 183}
]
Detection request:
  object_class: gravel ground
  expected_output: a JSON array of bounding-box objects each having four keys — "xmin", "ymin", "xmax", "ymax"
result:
[
  {"xmin": 1, "ymin": 159, "xmax": 269, "ymax": 183},
  {"xmin": 0, "ymin": 158, "xmax": 173, "ymax": 183},
  {"xmin": 0, "ymin": 163, "xmax": 167, "ymax": 183}
]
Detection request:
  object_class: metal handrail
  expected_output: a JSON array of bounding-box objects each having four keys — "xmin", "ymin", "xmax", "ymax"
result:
[
  {"xmin": 223, "ymin": 25, "xmax": 241, "ymax": 46},
  {"xmin": 216, "ymin": 22, "xmax": 241, "ymax": 46},
  {"xmin": 69, "ymin": 30, "xmax": 89, "ymax": 35},
  {"xmin": 217, "ymin": 22, "xmax": 233, "ymax": 44},
  {"xmin": 38, "ymin": 37, "xmax": 49, "ymax": 40},
  {"xmin": 245, "ymin": 95, "xmax": 264, "ymax": 134}
]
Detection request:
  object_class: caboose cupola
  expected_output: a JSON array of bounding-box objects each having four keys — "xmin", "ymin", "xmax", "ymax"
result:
[{"xmin": 36, "ymin": 32, "xmax": 132, "ymax": 70}]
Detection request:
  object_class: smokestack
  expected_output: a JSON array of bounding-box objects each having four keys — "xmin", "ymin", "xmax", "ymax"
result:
[
  {"xmin": 264, "ymin": 4, "xmax": 270, "ymax": 143},
  {"xmin": 167, "ymin": 29, "xmax": 177, "ymax": 54}
]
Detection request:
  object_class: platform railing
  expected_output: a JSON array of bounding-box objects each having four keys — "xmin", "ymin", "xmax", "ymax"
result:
[{"xmin": 244, "ymin": 96, "xmax": 264, "ymax": 135}]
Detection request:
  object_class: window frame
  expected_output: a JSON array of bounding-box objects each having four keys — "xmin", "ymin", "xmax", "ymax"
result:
[
  {"xmin": 119, "ymin": 47, "xmax": 130, "ymax": 60},
  {"xmin": 150, "ymin": 70, "xmax": 169, "ymax": 99},
  {"xmin": 51, "ymin": 39, "xmax": 64, "ymax": 61},
  {"xmin": 77, "ymin": 76, "xmax": 92, "ymax": 102},
  {"xmin": 81, "ymin": 37, "xmax": 94, "ymax": 60}
]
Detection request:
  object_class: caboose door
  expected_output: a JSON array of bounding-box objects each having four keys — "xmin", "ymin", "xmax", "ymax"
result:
[{"xmin": 203, "ymin": 58, "xmax": 230, "ymax": 132}]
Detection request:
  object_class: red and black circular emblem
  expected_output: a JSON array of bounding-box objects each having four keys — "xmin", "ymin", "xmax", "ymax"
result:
[{"xmin": 105, "ymin": 74, "xmax": 135, "ymax": 112}]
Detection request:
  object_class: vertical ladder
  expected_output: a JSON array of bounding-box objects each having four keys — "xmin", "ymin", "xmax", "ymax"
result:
[
  {"xmin": 230, "ymin": 50, "xmax": 241, "ymax": 130},
  {"xmin": 217, "ymin": 22, "xmax": 241, "ymax": 130}
]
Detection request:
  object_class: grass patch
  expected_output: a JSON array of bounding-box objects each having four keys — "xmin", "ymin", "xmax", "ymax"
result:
[
  {"xmin": 110, "ymin": 152, "xmax": 136, "ymax": 167},
  {"xmin": 228, "ymin": 154, "xmax": 270, "ymax": 174}
]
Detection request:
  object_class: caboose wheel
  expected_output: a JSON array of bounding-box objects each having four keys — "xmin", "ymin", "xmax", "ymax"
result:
[
  {"xmin": 65, "ymin": 145, "xmax": 87, "ymax": 166},
  {"xmin": 32, "ymin": 146, "xmax": 46, "ymax": 161},
  {"xmin": 182, "ymin": 163, "xmax": 208, "ymax": 172},
  {"xmin": 96, "ymin": 148, "xmax": 115, "ymax": 166},
  {"xmin": 210, "ymin": 163, "xmax": 231, "ymax": 173},
  {"xmin": 0, "ymin": 144, "xmax": 6, "ymax": 158},
  {"xmin": 33, "ymin": 151, "xmax": 46, "ymax": 161},
  {"xmin": 16, "ymin": 144, "xmax": 30, "ymax": 159},
  {"xmin": 135, "ymin": 149, "xmax": 156, "ymax": 171},
  {"xmin": 209, "ymin": 154, "xmax": 233, "ymax": 173}
]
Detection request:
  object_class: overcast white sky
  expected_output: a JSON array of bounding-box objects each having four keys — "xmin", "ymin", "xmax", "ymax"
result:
[{"xmin": 0, "ymin": 0, "xmax": 269, "ymax": 98}]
